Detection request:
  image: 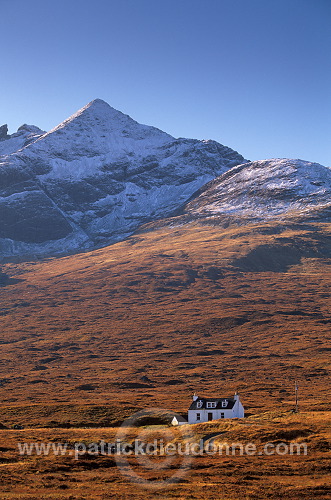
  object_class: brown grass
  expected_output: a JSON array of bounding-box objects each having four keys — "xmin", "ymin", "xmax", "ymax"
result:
[
  {"xmin": 0, "ymin": 411, "xmax": 330, "ymax": 499},
  {"xmin": 0, "ymin": 220, "xmax": 330, "ymax": 497}
]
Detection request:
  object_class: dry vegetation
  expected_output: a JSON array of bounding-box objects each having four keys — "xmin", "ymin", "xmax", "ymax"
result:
[
  {"xmin": 0, "ymin": 220, "xmax": 330, "ymax": 498},
  {"xmin": 0, "ymin": 411, "xmax": 330, "ymax": 499}
]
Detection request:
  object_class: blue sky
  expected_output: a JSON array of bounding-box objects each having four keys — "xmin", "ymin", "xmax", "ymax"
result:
[{"xmin": 1, "ymin": 0, "xmax": 330, "ymax": 165}]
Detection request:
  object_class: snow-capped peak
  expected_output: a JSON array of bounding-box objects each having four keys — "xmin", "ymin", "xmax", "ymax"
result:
[
  {"xmin": 0, "ymin": 98, "xmax": 247, "ymax": 259},
  {"xmin": 41, "ymin": 98, "xmax": 173, "ymax": 145}
]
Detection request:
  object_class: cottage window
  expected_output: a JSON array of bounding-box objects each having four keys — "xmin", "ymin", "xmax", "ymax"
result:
[
  {"xmin": 206, "ymin": 402, "xmax": 216, "ymax": 408},
  {"xmin": 221, "ymin": 400, "xmax": 228, "ymax": 408},
  {"xmin": 196, "ymin": 413, "xmax": 201, "ymax": 421},
  {"xmin": 221, "ymin": 412, "xmax": 225, "ymax": 418}
]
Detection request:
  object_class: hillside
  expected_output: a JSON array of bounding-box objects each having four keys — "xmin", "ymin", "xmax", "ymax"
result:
[
  {"xmin": 0, "ymin": 218, "xmax": 330, "ymax": 498},
  {"xmin": 182, "ymin": 158, "xmax": 331, "ymax": 222},
  {"xmin": 0, "ymin": 220, "xmax": 330, "ymax": 425}
]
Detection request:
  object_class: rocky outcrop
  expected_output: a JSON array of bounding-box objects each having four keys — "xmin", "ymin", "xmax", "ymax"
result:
[{"xmin": 0, "ymin": 124, "xmax": 8, "ymax": 140}]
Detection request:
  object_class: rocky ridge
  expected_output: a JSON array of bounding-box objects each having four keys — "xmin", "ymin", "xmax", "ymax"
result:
[{"xmin": 0, "ymin": 124, "xmax": 45, "ymax": 157}]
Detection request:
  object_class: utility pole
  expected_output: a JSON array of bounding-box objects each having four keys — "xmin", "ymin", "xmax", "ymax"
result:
[{"xmin": 295, "ymin": 380, "xmax": 298, "ymax": 412}]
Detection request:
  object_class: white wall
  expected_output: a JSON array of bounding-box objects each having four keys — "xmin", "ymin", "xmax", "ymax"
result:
[{"xmin": 188, "ymin": 400, "xmax": 244, "ymax": 423}]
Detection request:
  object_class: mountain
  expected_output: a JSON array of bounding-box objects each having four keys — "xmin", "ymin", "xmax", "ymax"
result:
[
  {"xmin": 0, "ymin": 99, "xmax": 246, "ymax": 259},
  {"xmin": 0, "ymin": 124, "xmax": 45, "ymax": 156},
  {"xmin": 1, "ymin": 104, "xmax": 330, "ymax": 499},
  {"xmin": 180, "ymin": 158, "xmax": 331, "ymax": 223}
]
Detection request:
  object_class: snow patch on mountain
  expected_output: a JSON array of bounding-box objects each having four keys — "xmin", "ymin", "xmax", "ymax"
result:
[{"xmin": 184, "ymin": 158, "xmax": 331, "ymax": 221}]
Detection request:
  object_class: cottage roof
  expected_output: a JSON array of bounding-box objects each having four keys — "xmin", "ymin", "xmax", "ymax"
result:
[
  {"xmin": 172, "ymin": 415, "xmax": 187, "ymax": 422},
  {"xmin": 189, "ymin": 397, "xmax": 236, "ymax": 410}
]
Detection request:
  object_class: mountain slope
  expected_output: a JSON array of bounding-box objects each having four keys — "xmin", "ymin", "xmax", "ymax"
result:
[
  {"xmin": 181, "ymin": 158, "xmax": 331, "ymax": 223},
  {"xmin": 0, "ymin": 99, "xmax": 246, "ymax": 259},
  {"xmin": 1, "ymin": 220, "xmax": 330, "ymax": 413}
]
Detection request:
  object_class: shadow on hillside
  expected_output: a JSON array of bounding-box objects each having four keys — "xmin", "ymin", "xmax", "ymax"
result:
[
  {"xmin": 232, "ymin": 238, "xmax": 331, "ymax": 272},
  {"xmin": 0, "ymin": 272, "xmax": 24, "ymax": 287}
]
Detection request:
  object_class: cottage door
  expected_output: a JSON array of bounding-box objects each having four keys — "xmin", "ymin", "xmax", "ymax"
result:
[{"xmin": 207, "ymin": 412, "xmax": 213, "ymax": 421}]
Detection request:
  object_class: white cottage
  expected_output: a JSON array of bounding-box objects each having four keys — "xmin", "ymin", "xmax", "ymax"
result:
[{"xmin": 187, "ymin": 392, "xmax": 244, "ymax": 424}]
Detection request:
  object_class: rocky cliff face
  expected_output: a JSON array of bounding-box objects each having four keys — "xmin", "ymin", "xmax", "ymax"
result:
[{"xmin": 0, "ymin": 99, "xmax": 246, "ymax": 259}]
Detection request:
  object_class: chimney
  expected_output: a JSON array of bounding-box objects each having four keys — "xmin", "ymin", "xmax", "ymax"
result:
[
  {"xmin": 193, "ymin": 393, "xmax": 198, "ymax": 402},
  {"xmin": 234, "ymin": 391, "xmax": 239, "ymax": 401}
]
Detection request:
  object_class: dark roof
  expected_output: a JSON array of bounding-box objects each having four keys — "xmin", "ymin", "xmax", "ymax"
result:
[
  {"xmin": 189, "ymin": 397, "xmax": 236, "ymax": 410},
  {"xmin": 172, "ymin": 415, "xmax": 187, "ymax": 422}
]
